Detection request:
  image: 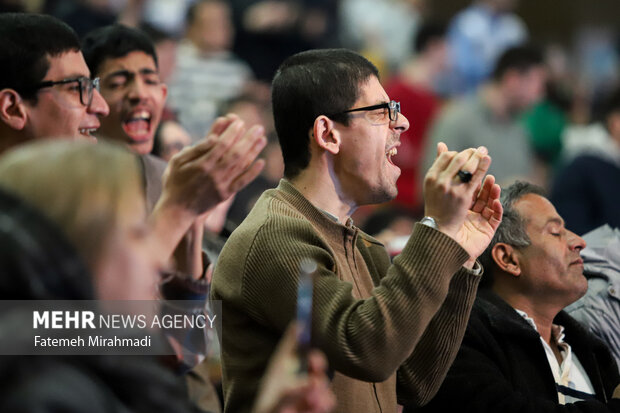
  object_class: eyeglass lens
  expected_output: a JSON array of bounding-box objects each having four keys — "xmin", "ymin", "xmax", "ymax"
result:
[{"xmin": 389, "ymin": 101, "xmax": 400, "ymax": 122}]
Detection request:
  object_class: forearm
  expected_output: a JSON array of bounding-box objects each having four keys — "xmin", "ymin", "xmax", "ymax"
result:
[
  {"xmin": 246, "ymin": 224, "xmax": 470, "ymax": 382},
  {"xmin": 172, "ymin": 221, "xmax": 207, "ymax": 279},
  {"xmin": 397, "ymin": 266, "xmax": 481, "ymax": 406},
  {"xmin": 149, "ymin": 195, "xmax": 197, "ymax": 261}
]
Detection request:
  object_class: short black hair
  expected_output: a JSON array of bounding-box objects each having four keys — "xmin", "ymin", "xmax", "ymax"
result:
[
  {"xmin": 82, "ymin": 24, "xmax": 158, "ymax": 77},
  {"xmin": 271, "ymin": 49, "xmax": 379, "ymax": 178},
  {"xmin": 414, "ymin": 22, "xmax": 446, "ymax": 54},
  {"xmin": 0, "ymin": 13, "xmax": 80, "ymax": 101},
  {"xmin": 479, "ymin": 181, "xmax": 546, "ymax": 288},
  {"xmin": 492, "ymin": 44, "xmax": 544, "ymax": 81}
]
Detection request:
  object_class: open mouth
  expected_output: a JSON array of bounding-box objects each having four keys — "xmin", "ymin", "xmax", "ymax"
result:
[
  {"xmin": 386, "ymin": 146, "xmax": 398, "ymax": 165},
  {"xmin": 79, "ymin": 127, "xmax": 98, "ymax": 137},
  {"xmin": 122, "ymin": 110, "xmax": 152, "ymax": 142}
]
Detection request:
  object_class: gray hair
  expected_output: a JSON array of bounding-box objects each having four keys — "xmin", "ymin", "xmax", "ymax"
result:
[{"xmin": 479, "ymin": 181, "xmax": 546, "ymax": 287}]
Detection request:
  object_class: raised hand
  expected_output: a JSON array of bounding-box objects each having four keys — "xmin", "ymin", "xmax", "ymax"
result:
[
  {"xmin": 150, "ymin": 114, "xmax": 267, "ymax": 260},
  {"xmin": 423, "ymin": 142, "xmax": 502, "ymax": 267},
  {"xmin": 252, "ymin": 323, "xmax": 336, "ymax": 413},
  {"xmin": 161, "ymin": 114, "xmax": 266, "ymax": 214}
]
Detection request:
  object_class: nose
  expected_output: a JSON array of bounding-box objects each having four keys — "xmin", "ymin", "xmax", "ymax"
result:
[
  {"xmin": 391, "ymin": 112, "xmax": 409, "ymax": 134},
  {"xmin": 89, "ymin": 88, "xmax": 109, "ymax": 117},
  {"xmin": 127, "ymin": 78, "xmax": 149, "ymax": 102},
  {"xmin": 567, "ymin": 230, "xmax": 586, "ymax": 252}
]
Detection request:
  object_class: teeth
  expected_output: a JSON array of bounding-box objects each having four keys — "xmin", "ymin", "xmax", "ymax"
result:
[
  {"xmin": 128, "ymin": 110, "xmax": 150, "ymax": 121},
  {"xmin": 386, "ymin": 147, "xmax": 397, "ymax": 157},
  {"xmin": 79, "ymin": 128, "xmax": 96, "ymax": 135}
]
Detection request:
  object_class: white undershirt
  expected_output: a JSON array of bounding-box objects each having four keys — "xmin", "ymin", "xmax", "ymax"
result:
[{"xmin": 515, "ymin": 309, "xmax": 596, "ymax": 404}]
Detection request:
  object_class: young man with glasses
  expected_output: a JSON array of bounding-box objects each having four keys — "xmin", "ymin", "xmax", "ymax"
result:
[
  {"xmin": 0, "ymin": 13, "xmax": 109, "ymax": 152},
  {"xmin": 212, "ymin": 48, "xmax": 504, "ymax": 413},
  {"xmin": 0, "ymin": 14, "xmax": 266, "ymax": 265}
]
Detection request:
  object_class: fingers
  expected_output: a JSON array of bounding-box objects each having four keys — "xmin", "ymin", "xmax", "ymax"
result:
[
  {"xmin": 488, "ymin": 183, "xmax": 503, "ymax": 229},
  {"xmin": 436, "ymin": 141, "xmax": 448, "ymax": 158},
  {"xmin": 471, "ymin": 175, "xmax": 495, "ymax": 213},
  {"xmin": 229, "ymin": 159, "xmax": 266, "ymax": 194},
  {"xmin": 480, "ymin": 198, "xmax": 503, "ymax": 229},
  {"xmin": 474, "ymin": 176, "xmax": 502, "ymax": 230},
  {"xmin": 444, "ymin": 147, "xmax": 488, "ymax": 186},
  {"xmin": 216, "ymin": 124, "xmax": 266, "ymax": 172},
  {"xmin": 426, "ymin": 149, "xmax": 457, "ymax": 177},
  {"xmin": 459, "ymin": 146, "xmax": 490, "ymax": 186},
  {"xmin": 307, "ymin": 350, "xmax": 328, "ymax": 375},
  {"xmin": 210, "ymin": 113, "xmax": 240, "ymax": 136},
  {"xmin": 199, "ymin": 119, "xmax": 248, "ymax": 164},
  {"xmin": 277, "ymin": 322, "xmax": 300, "ymax": 360},
  {"xmin": 173, "ymin": 117, "xmax": 246, "ymax": 166},
  {"xmin": 221, "ymin": 125, "xmax": 267, "ymax": 179}
]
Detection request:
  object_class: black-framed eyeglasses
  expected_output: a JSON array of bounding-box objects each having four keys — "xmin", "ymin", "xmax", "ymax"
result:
[
  {"xmin": 327, "ymin": 100, "xmax": 401, "ymax": 124},
  {"xmin": 34, "ymin": 76, "xmax": 100, "ymax": 107}
]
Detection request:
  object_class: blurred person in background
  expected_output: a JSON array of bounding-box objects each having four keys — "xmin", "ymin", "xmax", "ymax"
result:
[
  {"xmin": 385, "ymin": 21, "xmax": 449, "ymax": 214},
  {"xmin": 339, "ymin": 0, "xmax": 423, "ymax": 74},
  {"xmin": 140, "ymin": 21, "xmax": 181, "ymax": 85},
  {"xmin": 551, "ymin": 87, "xmax": 620, "ymax": 234},
  {"xmin": 0, "ymin": 140, "xmax": 196, "ymax": 413},
  {"xmin": 167, "ymin": 0, "xmax": 255, "ymax": 141},
  {"xmin": 521, "ymin": 44, "xmax": 573, "ymax": 172},
  {"xmin": 229, "ymin": 0, "xmax": 339, "ymax": 82},
  {"xmin": 0, "ymin": 140, "xmax": 335, "ymax": 413},
  {"xmin": 46, "ymin": 0, "xmax": 118, "ymax": 37},
  {"xmin": 446, "ymin": 0, "xmax": 527, "ymax": 94},
  {"xmin": 423, "ymin": 45, "xmax": 546, "ymax": 189},
  {"xmin": 153, "ymin": 119, "xmax": 193, "ymax": 162},
  {"xmin": 0, "ymin": 141, "xmax": 163, "ymax": 302},
  {"xmin": 565, "ymin": 224, "xmax": 620, "ymax": 368}
]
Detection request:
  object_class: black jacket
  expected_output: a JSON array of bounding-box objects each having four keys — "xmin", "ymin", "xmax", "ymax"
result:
[{"xmin": 406, "ymin": 289, "xmax": 620, "ymax": 413}]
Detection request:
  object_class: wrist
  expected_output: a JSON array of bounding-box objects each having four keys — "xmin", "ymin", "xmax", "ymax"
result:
[
  {"xmin": 421, "ymin": 215, "xmax": 459, "ymax": 241},
  {"xmin": 463, "ymin": 257, "xmax": 476, "ymax": 270},
  {"xmin": 150, "ymin": 196, "xmax": 197, "ymax": 259}
]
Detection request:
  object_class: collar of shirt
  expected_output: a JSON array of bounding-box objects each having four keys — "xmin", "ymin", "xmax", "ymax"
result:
[{"xmin": 514, "ymin": 308, "xmax": 596, "ymax": 404}]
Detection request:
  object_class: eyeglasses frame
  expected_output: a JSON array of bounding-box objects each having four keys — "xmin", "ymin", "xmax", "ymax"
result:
[
  {"xmin": 327, "ymin": 100, "xmax": 401, "ymax": 124},
  {"xmin": 34, "ymin": 76, "xmax": 100, "ymax": 107}
]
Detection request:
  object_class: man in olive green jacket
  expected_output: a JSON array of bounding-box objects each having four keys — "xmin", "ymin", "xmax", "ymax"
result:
[{"xmin": 212, "ymin": 48, "xmax": 503, "ymax": 413}]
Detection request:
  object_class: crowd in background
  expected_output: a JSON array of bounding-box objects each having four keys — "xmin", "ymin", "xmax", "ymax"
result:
[
  {"xmin": 1, "ymin": 0, "xmax": 620, "ymax": 411},
  {"xmin": 2, "ymin": 0, "xmax": 617, "ymax": 239}
]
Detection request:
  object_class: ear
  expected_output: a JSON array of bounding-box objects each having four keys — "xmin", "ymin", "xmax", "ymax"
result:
[
  {"xmin": 491, "ymin": 243, "xmax": 521, "ymax": 277},
  {"xmin": 0, "ymin": 89, "xmax": 28, "ymax": 131},
  {"xmin": 160, "ymin": 82, "xmax": 168, "ymax": 101},
  {"xmin": 311, "ymin": 115, "xmax": 340, "ymax": 155}
]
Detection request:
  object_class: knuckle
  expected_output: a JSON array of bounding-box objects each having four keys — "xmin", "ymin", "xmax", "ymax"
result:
[
  {"xmin": 437, "ymin": 182, "xmax": 450, "ymax": 193},
  {"xmin": 424, "ymin": 174, "xmax": 437, "ymax": 186}
]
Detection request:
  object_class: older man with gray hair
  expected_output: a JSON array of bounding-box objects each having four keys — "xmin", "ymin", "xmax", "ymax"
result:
[{"xmin": 408, "ymin": 181, "xmax": 620, "ymax": 413}]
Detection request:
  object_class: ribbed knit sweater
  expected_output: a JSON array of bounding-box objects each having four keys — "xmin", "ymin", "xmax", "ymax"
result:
[{"xmin": 211, "ymin": 180, "xmax": 482, "ymax": 413}]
